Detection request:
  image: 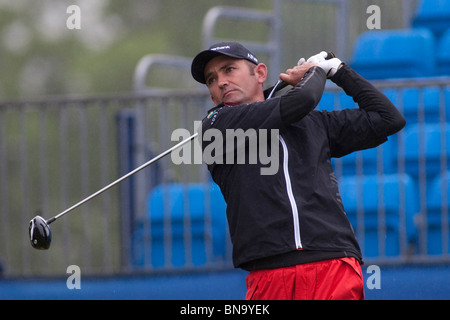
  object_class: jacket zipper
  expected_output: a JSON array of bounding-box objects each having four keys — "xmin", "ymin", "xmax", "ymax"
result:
[{"xmin": 279, "ymin": 135, "xmax": 303, "ymax": 249}]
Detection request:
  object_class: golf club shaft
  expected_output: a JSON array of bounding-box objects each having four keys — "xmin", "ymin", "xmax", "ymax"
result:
[{"xmin": 46, "ymin": 132, "xmax": 199, "ymax": 225}]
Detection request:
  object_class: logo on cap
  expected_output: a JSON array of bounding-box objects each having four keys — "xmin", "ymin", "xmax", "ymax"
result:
[
  {"xmin": 247, "ymin": 53, "xmax": 258, "ymax": 63},
  {"xmin": 211, "ymin": 45, "xmax": 231, "ymax": 51}
]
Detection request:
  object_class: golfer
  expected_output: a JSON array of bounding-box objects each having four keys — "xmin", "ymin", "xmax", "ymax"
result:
[{"xmin": 191, "ymin": 42, "xmax": 405, "ymax": 300}]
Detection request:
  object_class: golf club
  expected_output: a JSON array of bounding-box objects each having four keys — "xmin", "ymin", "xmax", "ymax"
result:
[{"xmin": 29, "ymin": 52, "xmax": 335, "ymax": 250}]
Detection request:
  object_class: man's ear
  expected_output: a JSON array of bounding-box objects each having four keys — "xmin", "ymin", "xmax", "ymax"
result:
[{"xmin": 255, "ymin": 63, "xmax": 268, "ymax": 85}]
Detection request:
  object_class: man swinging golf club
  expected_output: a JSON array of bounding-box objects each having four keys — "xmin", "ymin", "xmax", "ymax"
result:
[{"xmin": 191, "ymin": 42, "xmax": 405, "ymax": 300}]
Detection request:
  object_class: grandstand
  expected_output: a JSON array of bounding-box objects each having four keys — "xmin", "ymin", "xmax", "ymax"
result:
[{"xmin": 1, "ymin": 0, "xmax": 450, "ymax": 300}]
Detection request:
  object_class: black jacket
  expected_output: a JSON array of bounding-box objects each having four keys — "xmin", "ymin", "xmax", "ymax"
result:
[{"xmin": 199, "ymin": 65, "xmax": 405, "ymax": 270}]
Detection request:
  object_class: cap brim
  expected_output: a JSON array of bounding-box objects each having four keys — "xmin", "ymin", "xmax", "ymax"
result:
[{"xmin": 191, "ymin": 50, "xmax": 223, "ymax": 84}]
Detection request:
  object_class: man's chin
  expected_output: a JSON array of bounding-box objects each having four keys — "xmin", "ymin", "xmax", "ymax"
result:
[
  {"xmin": 223, "ymin": 101, "xmax": 240, "ymax": 106},
  {"xmin": 223, "ymin": 96, "xmax": 243, "ymax": 106},
  {"xmin": 222, "ymin": 91, "xmax": 244, "ymax": 106}
]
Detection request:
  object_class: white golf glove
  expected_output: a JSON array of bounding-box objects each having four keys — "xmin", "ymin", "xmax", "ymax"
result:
[
  {"xmin": 307, "ymin": 51, "xmax": 342, "ymax": 78},
  {"xmin": 297, "ymin": 57, "xmax": 306, "ymax": 66}
]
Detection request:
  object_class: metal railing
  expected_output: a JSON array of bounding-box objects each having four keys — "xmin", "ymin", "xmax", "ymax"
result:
[
  {"xmin": 1, "ymin": 76, "xmax": 450, "ymax": 277},
  {"xmin": 0, "ymin": 0, "xmax": 439, "ymax": 278}
]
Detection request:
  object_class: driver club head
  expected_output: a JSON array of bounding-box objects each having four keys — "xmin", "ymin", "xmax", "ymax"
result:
[{"xmin": 29, "ymin": 216, "xmax": 52, "ymax": 250}]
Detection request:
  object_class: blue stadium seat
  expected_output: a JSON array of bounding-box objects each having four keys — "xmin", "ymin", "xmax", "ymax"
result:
[
  {"xmin": 436, "ymin": 29, "xmax": 450, "ymax": 75},
  {"xmin": 403, "ymin": 123, "xmax": 450, "ymax": 179},
  {"xmin": 339, "ymin": 174, "xmax": 419, "ymax": 258},
  {"xmin": 350, "ymin": 29, "xmax": 436, "ymax": 79},
  {"xmin": 131, "ymin": 183, "xmax": 228, "ymax": 268},
  {"xmin": 423, "ymin": 172, "xmax": 450, "ymax": 254},
  {"xmin": 318, "ymin": 90, "xmax": 356, "ymax": 111},
  {"xmin": 412, "ymin": 0, "xmax": 450, "ymax": 39},
  {"xmin": 382, "ymin": 87, "xmax": 449, "ymax": 124}
]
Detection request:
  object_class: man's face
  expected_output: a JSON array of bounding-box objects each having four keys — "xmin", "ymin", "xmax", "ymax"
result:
[{"xmin": 204, "ymin": 55, "xmax": 267, "ymax": 106}]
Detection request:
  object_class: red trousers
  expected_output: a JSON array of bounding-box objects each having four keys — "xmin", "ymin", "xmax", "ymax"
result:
[{"xmin": 245, "ymin": 257, "xmax": 364, "ymax": 300}]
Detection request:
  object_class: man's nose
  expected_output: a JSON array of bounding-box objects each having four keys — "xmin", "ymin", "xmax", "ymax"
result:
[{"xmin": 217, "ymin": 74, "xmax": 228, "ymax": 88}]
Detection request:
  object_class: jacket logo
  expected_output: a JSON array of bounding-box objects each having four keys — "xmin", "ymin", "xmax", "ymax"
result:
[{"xmin": 207, "ymin": 110, "xmax": 216, "ymax": 119}]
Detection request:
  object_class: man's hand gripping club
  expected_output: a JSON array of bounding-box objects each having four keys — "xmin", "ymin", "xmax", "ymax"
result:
[
  {"xmin": 279, "ymin": 51, "xmax": 342, "ymax": 86},
  {"xmin": 307, "ymin": 51, "xmax": 342, "ymax": 78}
]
